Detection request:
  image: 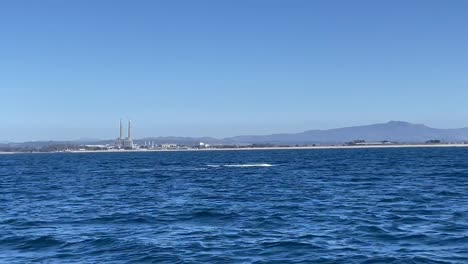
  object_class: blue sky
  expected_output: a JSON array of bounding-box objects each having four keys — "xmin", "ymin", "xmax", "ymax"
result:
[{"xmin": 1, "ymin": 0, "xmax": 468, "ymax": 141}]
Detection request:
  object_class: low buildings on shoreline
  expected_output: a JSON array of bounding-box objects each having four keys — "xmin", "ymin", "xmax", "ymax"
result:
[{"xmin": 1, "ymin": 120, "xmax": 467, "ymax": 153}]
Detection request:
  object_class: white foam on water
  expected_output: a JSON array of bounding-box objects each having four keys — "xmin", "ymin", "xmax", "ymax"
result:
[{"xmin": 224, "ymin": 164, "xmax": 274, "ymax": 168}]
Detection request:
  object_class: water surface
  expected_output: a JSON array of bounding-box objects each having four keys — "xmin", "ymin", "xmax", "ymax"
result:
[{"xmin": 1, "ymin": 148, "xmax": 467, "ymax": 263}]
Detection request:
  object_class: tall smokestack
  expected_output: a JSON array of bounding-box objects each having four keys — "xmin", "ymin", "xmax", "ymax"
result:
[
  {"xmin": 128, "ymin": 119, "xmax": 132, "ymax": 140},
  {"xmin": 119, "ymin": 119, "xmax": 124, "ymax": 139}
]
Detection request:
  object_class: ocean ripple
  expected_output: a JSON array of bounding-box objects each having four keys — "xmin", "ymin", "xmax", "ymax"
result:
[{"xmin": 1, "ymin": 148, "xmax": 468, "ymax": 263}]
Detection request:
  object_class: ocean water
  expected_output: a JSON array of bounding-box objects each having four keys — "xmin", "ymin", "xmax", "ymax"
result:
[{"xmin": 1, "ymin": 148, "xmax": 467, "ymax": 263}]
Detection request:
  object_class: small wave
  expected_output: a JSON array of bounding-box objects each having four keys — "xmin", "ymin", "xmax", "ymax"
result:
[
  {"xmin": 189, "ymin": 210, "xmax": 241, "ymax": 222},
  {"xmin": 260, "ymin": 241, "xmax": 323, "ymax": 250},
  {"xmin": 74, "ymin": 213, "xmax": 155, "ymax": 225},
  {"xmin": 91, "ymin": 168, "xmax": 156, "ymax": 173},
  {"xmin": 207, "ymin": 163, "xmax": 275, "ymax": 168},
  {"xmin": 15, "ymin": 236, "xmax": 65, "ymax": 250}
]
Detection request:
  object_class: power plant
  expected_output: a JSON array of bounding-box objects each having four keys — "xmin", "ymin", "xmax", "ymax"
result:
[{"xmin": 115, "ymin": 119, "xmax": 134, "ymax": 149}]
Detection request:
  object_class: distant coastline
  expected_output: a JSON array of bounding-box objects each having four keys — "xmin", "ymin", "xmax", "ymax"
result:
[{"xmin": 2, "ymin": 143, "xmax": 468, "ymax": 154}]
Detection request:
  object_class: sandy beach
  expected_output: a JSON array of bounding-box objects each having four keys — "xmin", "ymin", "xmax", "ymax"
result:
[
  {"xmin": 59, "ymin": 143, "xmax": 468, "ymax": 153},
  {"xmin": 2, "ymin": 144, "xmax": 468, "ymax": 155}
]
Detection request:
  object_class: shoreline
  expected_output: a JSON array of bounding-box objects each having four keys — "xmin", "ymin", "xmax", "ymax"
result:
[{"xmin": 2, "ymin": 144, "xmax": 468, "ymax": 154}]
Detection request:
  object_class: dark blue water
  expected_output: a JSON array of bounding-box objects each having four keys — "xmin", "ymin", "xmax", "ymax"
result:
[{"xmin": 1, "ymin": 148, "xmax": 468, "ymax": 263}]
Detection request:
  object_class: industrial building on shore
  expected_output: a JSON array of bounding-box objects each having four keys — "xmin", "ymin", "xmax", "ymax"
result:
[{"xmin": 115, "ymin": 119, "xmax": 134, "ymax": 149}]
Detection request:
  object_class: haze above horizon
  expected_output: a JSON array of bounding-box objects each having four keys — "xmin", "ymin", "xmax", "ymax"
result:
[{"xmin": 2, "ymin": 0, "xmax": 468, "ymax": 141}]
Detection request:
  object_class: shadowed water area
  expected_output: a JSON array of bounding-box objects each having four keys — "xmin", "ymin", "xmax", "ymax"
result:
[{"xmin": 1, "ymin": 148, "xmax": 467, "ymax": 263}]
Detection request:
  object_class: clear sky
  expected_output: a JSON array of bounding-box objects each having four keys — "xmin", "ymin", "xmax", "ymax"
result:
[{"xmin": 1, "ymin": 0, "xmax": 468, "ymax": 141}]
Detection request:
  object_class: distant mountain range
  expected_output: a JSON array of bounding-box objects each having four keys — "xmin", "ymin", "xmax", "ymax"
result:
[
  {"xmin": 4, "ymin": 121, "xmax": 468, "ymax": 147},
  {"xmin": 224, "ymin": 121, "xmax": 468, "ymax": 145}
]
